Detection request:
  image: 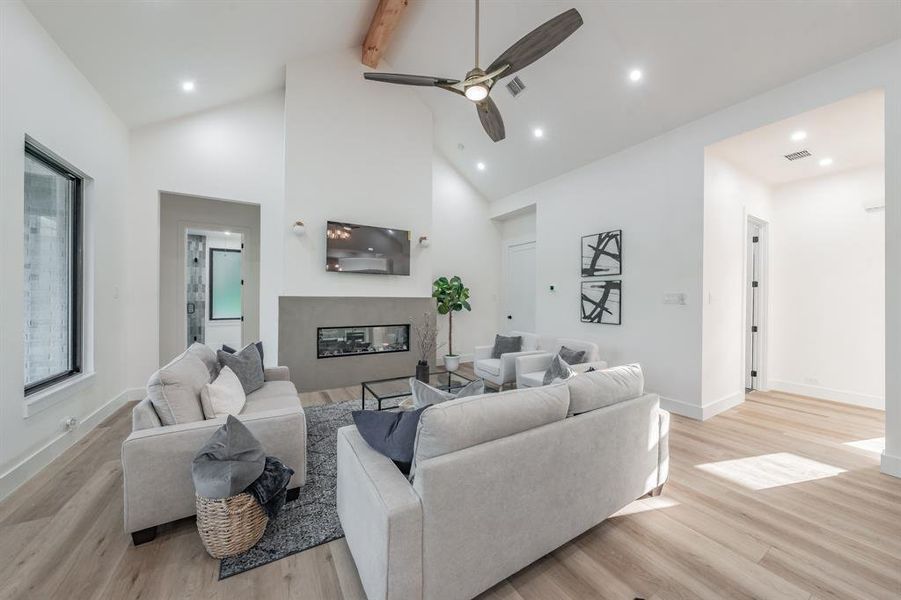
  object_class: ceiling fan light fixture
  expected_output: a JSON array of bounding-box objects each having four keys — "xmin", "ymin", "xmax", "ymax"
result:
[{"xmin": 465, "ymin": 83, "xmax": 489, "ymax": 102}]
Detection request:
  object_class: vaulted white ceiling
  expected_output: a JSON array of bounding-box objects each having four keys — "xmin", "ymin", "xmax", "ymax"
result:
[
  {"xmin": 25, "ymin": 0, "xmax": 901, "ymax": 200},
  {"xmin": 708, "ymin": 90, "xmax": 885, "ymax": 186}
]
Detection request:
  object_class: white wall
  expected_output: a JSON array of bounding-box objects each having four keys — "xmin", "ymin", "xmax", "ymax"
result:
[
  {"xmin": 490, "ymin": 41, "xmax": 900, "ymax": 463},
  {"xmin": 768, "ymin": 166, "xmax": 885, "ymax": 407},
  {"xmin": 702, "ymin": 154, "xmax": 774, "ymax": 416},
  {"xmin": 0, "ymin": 1, "xmax": 131, "ymax": 498},
  {"xmin": 127, "ymin": 90, "xmax": 285, "ymax": 380},
  {"xmin": 431, "ymin": 155, "xmax": 501, "ymax": 360},
  {"xmin": 282, "ymin": 49, "xmax": 433, "ymax": 299},
  {"xmin": 497, "ymin": 208, "xmax": 537, "ymax": 243}
]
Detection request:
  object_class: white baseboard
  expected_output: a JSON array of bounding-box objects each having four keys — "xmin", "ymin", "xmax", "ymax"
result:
[
  {"xmin": 659, "ymin": 396, "xmax": 702, "ymax": 420},
  {"xmin": 768, "ymin": 380, "xmax": 884, "ymax": 410},
  {"xmin": 659, "ymin": 391, "xmax": 744, "ymax": 421},
  {"xmin": 881, "ymin": 451, "xmax": 901, "ymax": 479},
  {"xmin": 437, "ymin": 353, "xmax": 473, "ymax": 366},
  {"xmin": 0, "ymin": 387, "xmax": 143, "ymax": 501},
  {"xmin": 701, "ymin": 391, "xmax": 745, "ymax": 420}
]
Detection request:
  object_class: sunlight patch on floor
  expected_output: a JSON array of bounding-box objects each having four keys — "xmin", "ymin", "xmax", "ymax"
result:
[
  {"xmin": 696, "ymin": 452, "xmax": 846, "ymax": 490},
  {"xmin": 843, "ymin": 437, "xmax": 885, "ymax": 454},
  {"xmin": 612, "ymin": 496, "xmax": 679, "ymax": 517}
]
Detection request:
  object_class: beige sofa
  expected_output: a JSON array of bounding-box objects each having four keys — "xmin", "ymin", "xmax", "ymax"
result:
[
  {"xmin": 122, "ymin": 344, "xmax": 306, "ymax": 544},
  {"xmin": 337, "ymin": 364, "xmax": 668, "ymax": 600}
]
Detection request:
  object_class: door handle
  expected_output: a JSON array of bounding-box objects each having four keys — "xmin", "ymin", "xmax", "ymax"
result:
[{"xmin": 507, "ymin": 315, "xmax": 512, "ymax": 320}]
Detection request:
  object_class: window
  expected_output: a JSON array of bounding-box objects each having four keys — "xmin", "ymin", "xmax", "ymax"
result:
[
  {"xmin": 209, "ymin": 248, "xmax": 242, "ymax": 320},
  {"xmin": 23, "ymin": 143, "xmax": 83, "ymax": 394}
]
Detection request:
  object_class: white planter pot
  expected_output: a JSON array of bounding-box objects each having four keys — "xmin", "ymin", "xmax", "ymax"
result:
[{"xmin": 444, "ymin": 355, "xmax": 460, "ymax": 372}]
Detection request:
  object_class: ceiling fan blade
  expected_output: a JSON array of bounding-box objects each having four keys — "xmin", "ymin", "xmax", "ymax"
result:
[
  {"xmin": 486, "ymin": 8, "xmax": 583, "ymax": 79},
  {"xmin": 476, "ymin": 97, "xmax": 505, "ymax": 142},
  {"xmin": 364, "ymin": 72, "xmax": 460, "ymax": 87}
]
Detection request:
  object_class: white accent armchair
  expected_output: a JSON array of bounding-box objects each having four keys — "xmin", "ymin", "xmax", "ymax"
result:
[
  {"xmin": 515, "ymin": 338, "xmax": 607, "ymax": 388},
  {"xmin": 473, "ymin": 330, "xmax": 543, "ymax": 390}
]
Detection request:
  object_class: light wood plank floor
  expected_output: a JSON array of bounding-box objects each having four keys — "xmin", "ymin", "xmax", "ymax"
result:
[{"xmin": 1, "ymin": 372, "xmax": 899, "ymax": 599}]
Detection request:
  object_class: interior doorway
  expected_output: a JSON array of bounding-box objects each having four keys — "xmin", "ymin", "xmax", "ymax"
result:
[
  {"xmin": 503, "ymin": 240, "xmax": 537, "ymax": 333},
  {"xmin": 186, "ymin": 229, "xmax": 244, "ymax": 350},
  {"xmin": 159, "ymin": 192, "xmax": 260, "ymax": 365},
  {"xmin": 745, "ymin": 217, "xmax": 767, "ymax": 391}
]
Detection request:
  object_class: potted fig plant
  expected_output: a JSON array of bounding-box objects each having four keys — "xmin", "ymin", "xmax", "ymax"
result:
[
  {"xmin": 411, "ymin": 312, "xmax": 441, "ymax": 383},
  {"xmin": 432, "ymin": 275, "xmax": 471, "ymax": 372}
]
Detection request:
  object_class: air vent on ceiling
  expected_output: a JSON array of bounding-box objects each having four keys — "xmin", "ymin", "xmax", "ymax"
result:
[
  {"xmin": 784, "ymin": 150, "xmax": 812, "ymax": 161},
  {"xmin": 506, "ymin": 76, "xmax": 526, "ymax": 98}
]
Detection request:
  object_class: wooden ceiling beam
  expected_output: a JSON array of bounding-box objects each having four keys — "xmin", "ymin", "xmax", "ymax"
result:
[{"xmin": 361, "ymin": 0, "xmax": 409, "ymax": 68}]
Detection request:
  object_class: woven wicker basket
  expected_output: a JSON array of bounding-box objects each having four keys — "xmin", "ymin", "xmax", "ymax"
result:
[{"xmin": 195, "ymin": 492, "xmax": 268, "ymax": 558}]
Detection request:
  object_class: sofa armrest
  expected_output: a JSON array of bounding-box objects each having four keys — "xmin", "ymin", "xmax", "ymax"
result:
[
  {"xmin": 337, "ymin": 426, "xmax": 422, "ymax": 600},
  {"xmin": 264, "ymin": 366, "xmax": 290, "ymax": 381},
  {"xmin": 499, "ymin": 350, "xmax": 544, "ymax": 380},
  {"xmin": 515, "ymin": 352, "xmax": 554, "ymax": 376},
  {"xmin": 121, "ymin": 406, "xmax": 306, "ymax": 534},
  {"xmin": 473, "ymin": 345, "xmax": 494, "ymax": 361}
]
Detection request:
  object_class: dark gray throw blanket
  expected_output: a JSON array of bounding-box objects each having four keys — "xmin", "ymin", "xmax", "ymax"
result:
[{"xmin": 245, "ymin": 456, "xmax": 294, "ymax": 518}]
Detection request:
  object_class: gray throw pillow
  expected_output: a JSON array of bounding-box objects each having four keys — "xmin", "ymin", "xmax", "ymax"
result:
[
  {"xmin": 222, "ymin": 341, "xmax": 264, "ymax": 366},
  {"xmin": 192, "ymin": 415, "xmax": 266, "ymax": 499},
  {"xmin": 352, "ymin": 407, "xmax": 428, "ymax": 474},
  {"xmin": 217, "ymin": 343, "xmax": 264, "ymax": 395},
  {"xmin": 409, "ymin": 377, "xmax": 485, "ymax": 409},
  {"xmin": 543, "ymin": 355, "xmax": 576, "ymax": 385},
  {"xmin": 558, "ymin": 345, "xmax": 587, "ymax": 365},
  {"xmin": 491, "ymin": 334, "xmax": 522, "ymax": 358}
]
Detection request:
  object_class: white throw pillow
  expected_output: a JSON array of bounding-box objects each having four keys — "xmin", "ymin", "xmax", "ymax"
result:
[{"xmin": 200, "ymin": 366, "xmax": 247, "ymax": 419}]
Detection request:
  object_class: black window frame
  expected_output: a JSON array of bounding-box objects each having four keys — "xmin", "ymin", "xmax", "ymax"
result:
[
  {"xmin": 23, "ymin": 142, "xmax": 84, "ymax": 396},
  {"xmin": 208, "ymin": 247, "xmax": 243, "ymax": 321}
]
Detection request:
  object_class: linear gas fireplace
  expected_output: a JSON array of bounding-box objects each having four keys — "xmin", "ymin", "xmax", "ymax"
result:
[{"xmin": 317, "ymin": 324, "xmax": 410, "ymax": 359}]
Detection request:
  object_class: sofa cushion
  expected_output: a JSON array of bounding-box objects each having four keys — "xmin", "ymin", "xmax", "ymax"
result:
[
  {"xmin": 543, "ymin": 355, "xmax": 577, "ymax": 385},
  {"xmin": 146, "ymin": 349, "xmax": 209, "ymax": 426},
  {"xmin": 410, "ymin": 377, "xmax": 485, "ymax": 409},
  {"xmin": 491, "ymin": 334, "xmax": 522, "ymax": 358},
  {"xmin": 475, "ymin": 358, "xmax": 501, "ymax": 376},
  {"xmin": 132, "ymin": 397, "xmax": 162, "ymax": 431},
  {"xmin": 566, "ymin": 364, "xmax": 644, "ymax": 416},
  {"xmin": 217, "ymin": 343, "xmax": 264, "ymax": 395},
  {"xmin": 558, "ymin": 345, "xmax": 587, "ymax": 365},
  {"xmin": 200, "ymin": 366, "xmax": 246, "ymax": 419},
  {"xmin": 187, "ymin": 342, "xmax": 220, "ymax": 381},
  {"xmin": 192, "ymin": 415, "xmax": 266, "ymax": 499},
  {"xmin": 412, "ymin": 383, "xmax": 569, "ymax": 472},
  {"xmin": 223, "ymin": 341, "xmax": 264, "ymax": 367},
  {"xmin": 352, "ymin": 407, "xmax": 428, "ymax": 474},
  {"xmin": 243, "ymin": 381, "xmax": 301, "ymax": 413}
]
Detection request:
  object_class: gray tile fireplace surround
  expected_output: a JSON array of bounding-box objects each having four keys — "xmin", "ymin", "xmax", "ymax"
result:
[{"xmin": 278, "ymin": 296, "xmax": 436, "ymax": 392}]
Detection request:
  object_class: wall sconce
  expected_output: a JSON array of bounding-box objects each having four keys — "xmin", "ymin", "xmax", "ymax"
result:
[
  {"xmin": 292, "ymin": 220, "xmax": 305, "ymax": 235},
  {"xmin": 418, "ymin": 235, "xmax": 430, "ymax": 247}
]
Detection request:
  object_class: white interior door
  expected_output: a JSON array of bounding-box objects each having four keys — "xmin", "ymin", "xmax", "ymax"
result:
[{"xmin": 504, "ymin": 241, "xmax": 537, "ymax": 333}]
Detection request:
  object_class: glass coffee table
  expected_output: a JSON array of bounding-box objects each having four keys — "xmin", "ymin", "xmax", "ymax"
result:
[{"xmin": 361, "ymin": 371, "xmax": 477, "ymax": 411}]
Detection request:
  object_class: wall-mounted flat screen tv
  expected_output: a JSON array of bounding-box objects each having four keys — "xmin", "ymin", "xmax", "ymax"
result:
[{"xmin": 325, "ymin": 221, "xmax": 411, "ymax": 275}]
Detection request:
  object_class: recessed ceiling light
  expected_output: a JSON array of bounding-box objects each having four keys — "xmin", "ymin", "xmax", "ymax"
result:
[
  {"xmin": 181, "ymin": 80, "xmax": 195, "ymax": 92},
  {"xmin": 819, "ymin": 157, "xmax": 833, "ymax": 167},
  {"xmin": 224, "ymin": 231, "xmax": 231, "ymax": 236},
  {"xmin": 533, "ymin": 127, "xmax": 544, "ymax": 139},
  {"xmin": 628, "ymin": 69, "xmax": 643, "ymax": 83},
  {"xmin": 476, "ymin": 162, "xmax": 486, "ymax": 171},
  {"xmin": 791, "ymin": 130, "xmax": 807, "ymax": 142}
]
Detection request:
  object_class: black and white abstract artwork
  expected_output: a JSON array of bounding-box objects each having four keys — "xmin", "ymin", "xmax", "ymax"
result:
[
  {"xmin": 581, "ymin": 230, "xmax": 622, "ymax": 277},
  {"xmin": 581, "ymin": 280, "xmax": 621, "ymax": 325}
]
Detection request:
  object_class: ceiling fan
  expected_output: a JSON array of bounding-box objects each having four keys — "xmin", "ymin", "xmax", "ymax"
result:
[{"xmin": 363, "ymin": 0, "xmax": 583, "ymax": 142}]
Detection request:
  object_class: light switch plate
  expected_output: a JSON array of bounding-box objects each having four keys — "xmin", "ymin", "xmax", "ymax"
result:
[{"xmin": 663, "ymin": 292, "xmax": 687, "ymax": 305}]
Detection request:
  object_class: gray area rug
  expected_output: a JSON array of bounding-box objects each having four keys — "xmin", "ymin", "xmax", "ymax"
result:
[{"xmin": 219, "ymin": 398, "xmax": 391, "ymax": 579}]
